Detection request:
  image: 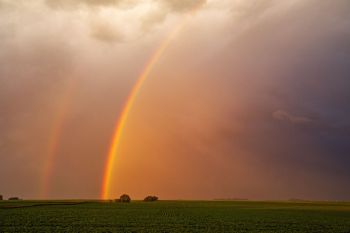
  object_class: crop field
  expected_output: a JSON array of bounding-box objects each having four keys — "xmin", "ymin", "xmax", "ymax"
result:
[{"xmin": 1, "ymin": 200, "xmax": 350, "ymax": 233}]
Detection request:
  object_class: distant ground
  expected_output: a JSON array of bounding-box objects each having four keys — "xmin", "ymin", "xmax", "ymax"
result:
[{"xmin": 1, "ymin": 200, "xmax": 350, "ymax": 232}]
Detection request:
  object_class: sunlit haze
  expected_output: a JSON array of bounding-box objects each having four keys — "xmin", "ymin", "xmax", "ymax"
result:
[{"xmin": 0, "ymin": 0, "xmax": 349, "ymax": 201}]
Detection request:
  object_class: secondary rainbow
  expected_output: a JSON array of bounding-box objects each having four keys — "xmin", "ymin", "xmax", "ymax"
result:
[
  {"xmin": 41, "ymin": 78, "xmax": 77, "ymax": 198},
  {"xmin": 101, "ymin": 4, "xmax": 204, "ymax": 199}
]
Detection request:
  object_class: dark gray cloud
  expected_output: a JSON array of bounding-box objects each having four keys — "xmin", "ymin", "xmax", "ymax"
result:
[
  {"xmin": 90, "ymin": 22, "xmax": 124, "ymax": 43},
  {"xmin": 272, "ymin": 110, "xmax": 313, "ymax": 124},
  {"xmin": 139, "ymin": 0, "xmax": 206, "ymax": 32},
  {"xmin": 160, "ymin": 0, "xmax": 206, "ymax": 12},
  {"xmin": 45, "ymin": 0, "xmax": 124, "ymax": 8},
  {"xmin": 45, "ymin": 0, "xmax": 207, "ymax": 12},
  {"xmin": 44, "ymin": 0, "xmax": 208, "ymax": 40},
  {"xmin": 173, "ymin": 0, "xmax": 350, "ymax": 200}
]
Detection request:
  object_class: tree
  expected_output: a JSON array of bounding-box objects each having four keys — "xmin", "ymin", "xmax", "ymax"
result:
[
  {"xmin": 144, "ymin": 196, "xmax": 159, "ymax": 202},
  {"xmin": 118, "ymin": 194, "xmax": 131, "ymax": 203},
  {"xmin": 0, "ymin": 195, "xmax": 3, "ymax": 201},
  {"xmin": 8, "ymin": 197, "xmax": 20, "ymax": 200}
]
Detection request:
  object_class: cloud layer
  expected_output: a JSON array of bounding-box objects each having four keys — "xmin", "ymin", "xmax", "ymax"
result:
[{"xmin": 0, "ymin": 0, "xmax": 349, "ymax": 200}]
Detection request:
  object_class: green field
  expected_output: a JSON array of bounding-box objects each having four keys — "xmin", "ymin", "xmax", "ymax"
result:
[{"xmin": 1, "ymin": 200, "xmax": 350, "ymax": 232}]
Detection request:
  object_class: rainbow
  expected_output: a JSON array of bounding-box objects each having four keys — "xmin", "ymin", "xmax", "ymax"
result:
[
  {"xmin": 101, "ymin": 4, "xmax": 205, "ymax": 199},
  {"xmin": 40, "ymin": 78, "xmax": 77, "ymax": 198}
]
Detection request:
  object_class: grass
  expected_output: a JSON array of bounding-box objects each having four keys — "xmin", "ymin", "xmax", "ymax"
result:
[{"xmin": 0, "ymin": 200, "xmax": 350, "ymax": 232}]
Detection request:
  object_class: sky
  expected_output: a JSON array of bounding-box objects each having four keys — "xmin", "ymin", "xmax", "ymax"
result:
[{"xmin": 0, "ymin": 0, "xmax": 349, "ymax": 200}]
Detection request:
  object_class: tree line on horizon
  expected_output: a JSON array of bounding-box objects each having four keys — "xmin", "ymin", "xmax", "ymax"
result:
[
  {"xmin": 0, "ymin": 194, "xmax": 21, "ymax": 201},
  {"xmin": 115, "ymin": 194, "xmax": 159, "ymax": 203},
  {"xmin": 0, "ymin": 193, "xmax": 160, "ymax": 202}
]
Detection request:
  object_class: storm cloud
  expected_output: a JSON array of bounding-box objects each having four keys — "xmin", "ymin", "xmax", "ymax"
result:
[{"xmin": 0, "ymin": 0, "xmax": 349, "ymax": 200}]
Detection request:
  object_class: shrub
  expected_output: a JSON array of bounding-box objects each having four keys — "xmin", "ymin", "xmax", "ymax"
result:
[
  {"xmin": 118, "ymin": 194, "xmax": 131, "ymax": 203},
  {"xmin": 144, "ymin": 196, "xmax": 159, "ymax": 202},
  {"xmin": 8, "ymin": 197, "xmax": 20, "ymax": 200}
]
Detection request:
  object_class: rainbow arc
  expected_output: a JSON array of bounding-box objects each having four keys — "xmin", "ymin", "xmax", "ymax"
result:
[{"xmin": 101, "ymin": 4, "xmax": 204, "ymax": 199}]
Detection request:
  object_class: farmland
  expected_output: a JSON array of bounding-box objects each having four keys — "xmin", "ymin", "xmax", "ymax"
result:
[{"xmin": 0, "ymin": 200, "xmax": 350, "ymax": 232}]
